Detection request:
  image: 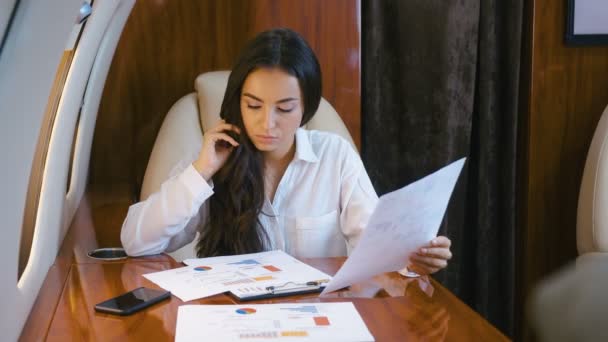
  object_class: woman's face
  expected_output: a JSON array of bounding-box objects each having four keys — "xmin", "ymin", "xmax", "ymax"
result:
[{"xmin": 240, "ymin": 67, "xmax": 303, "ymax": 160}]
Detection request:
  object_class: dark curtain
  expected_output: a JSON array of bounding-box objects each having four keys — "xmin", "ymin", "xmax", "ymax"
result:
[{"xmin": 362, "ymin": 0, "xmax": 521, "ymax": 337}]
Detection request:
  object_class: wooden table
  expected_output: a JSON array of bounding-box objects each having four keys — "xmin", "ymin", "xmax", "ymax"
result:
[{"xmin": 20, "ymin": 187, "xmax": 509, "ymax": 341}]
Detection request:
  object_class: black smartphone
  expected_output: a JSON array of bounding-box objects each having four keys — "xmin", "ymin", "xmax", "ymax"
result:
[
  {"xmin": 87, "ymin": 248, "xmax": 128, "ymax": 260},
  {"xmin": 94, "ymin": 287, "xmax": 171, "ymax": 315}
]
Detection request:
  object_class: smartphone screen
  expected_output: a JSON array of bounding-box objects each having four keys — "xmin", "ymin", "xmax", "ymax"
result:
[{"xmin": 94, "ymin": 287, "xmax": 171, "ymax": 315}]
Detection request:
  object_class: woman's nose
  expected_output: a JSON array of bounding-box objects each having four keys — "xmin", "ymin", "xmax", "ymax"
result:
[{"xmin": 261, "ymin": 109, "xmax": 277, "ymax": 130}]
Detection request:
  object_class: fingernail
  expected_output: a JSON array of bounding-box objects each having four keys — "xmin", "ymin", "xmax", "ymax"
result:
[
  {"xmin": 421, "ymin": 248, "xmax": 427, "ymax": 254},
  {"xmin": 431, "ymin": 239, "xmax": 437, "ymax": 246}
]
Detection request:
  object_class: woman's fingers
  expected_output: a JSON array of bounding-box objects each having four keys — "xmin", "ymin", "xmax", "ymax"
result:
[
  {"xmin": 408, "ymin": 236, "xmax": 452, "ymax": 275},
  {"xmin": 194, "ymin": 121, "xmax": 241, "ymax": 181},
  {"xmin": 209, "ymin": 121, "xmax": 241, "ymax": 134},
  {"xmin": 418, "ymin": 247, "xmax": 452, "ymax": 260},
  {"xmin": 431, "ymin": 236, "xmax": 451, "ymax": 247},
  {"xmin": 208, "ymin": 132, "xmax": 239, "ymax": 147},
  {"xmin": 410, "ymin": 254, "xmax": 448, "ymax": 269},
  {"xmin": 418, "ymin": 236, "xmax": 451, "ymax": 250}
]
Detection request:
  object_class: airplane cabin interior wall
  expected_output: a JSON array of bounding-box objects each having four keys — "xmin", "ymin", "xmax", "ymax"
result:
[{"xmin": 0, "ymin": 1, "xmax": 83, "ymax": 340}]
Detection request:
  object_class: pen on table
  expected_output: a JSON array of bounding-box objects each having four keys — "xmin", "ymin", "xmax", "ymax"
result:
[{"xmin": 265, "ymin": 279, "xmax": 330, "ymax": 293}]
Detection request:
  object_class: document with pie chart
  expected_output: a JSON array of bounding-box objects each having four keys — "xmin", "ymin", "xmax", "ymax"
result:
[
  {"xmin": 143, "ymin": 250, "xmax": 331, "ymax": 302},
  {"xmin": 175, "ymin": 302, "xmax": 374, "ymax": 342}
]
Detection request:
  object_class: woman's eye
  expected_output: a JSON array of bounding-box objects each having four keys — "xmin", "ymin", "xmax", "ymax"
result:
[
  {"xmin": 247, "ymin": 105, "xmax": 262, "ymax": 110},
  {"xmin": 278, "ymin": 107, "xmax": 294, "ymax": 113}
]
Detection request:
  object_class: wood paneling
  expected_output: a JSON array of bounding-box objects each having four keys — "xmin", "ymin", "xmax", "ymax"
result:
[
  {"xmin": 519, "ymin": 0, "xmax": 608, "ymax": 339},
  {"xmin": 92, "ymin": 0, "xmax": 360, "ymax": 195}
]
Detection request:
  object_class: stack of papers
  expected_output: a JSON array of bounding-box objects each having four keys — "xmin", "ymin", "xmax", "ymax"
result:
[
  {"xmin": 175, "ymin": 302, "xmax": 374, "ymax": 342},
  {"xmin": 143, "ymin": 250, "xmax": 331, "ymax": 302},
  {"xmin": 322, "ymin": 157, "xmax": 465, "ymax": 294}
]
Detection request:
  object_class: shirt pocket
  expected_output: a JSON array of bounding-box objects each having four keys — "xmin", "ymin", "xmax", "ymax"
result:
[{"xmin": 292, "ymin": 210, "xmax": 346, "ymax": 258}]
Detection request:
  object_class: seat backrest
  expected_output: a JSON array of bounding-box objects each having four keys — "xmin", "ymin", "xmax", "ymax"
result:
[
  {"xmin": 141, "ymin": 71, "xmax": 356, "ymax": 261},
  {"xmin": 529, "ymin": 256, "xmax": 608, "ymax": 342},
  {"xmin": 577, "ymin": 104, "xmax": 608, "ymax": 256}
]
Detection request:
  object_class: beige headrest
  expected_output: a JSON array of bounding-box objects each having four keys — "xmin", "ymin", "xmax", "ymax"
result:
[
  {"xmin": 194, "ymin": 71, "xmax": 229, "ymax": 132},
  {"xmin": 577, "ymin": 104, "xmax": 608, "ymax": 254},
  {"xmin": 194, "ymin": 71, "xmax": 356, "ymax": 150}
]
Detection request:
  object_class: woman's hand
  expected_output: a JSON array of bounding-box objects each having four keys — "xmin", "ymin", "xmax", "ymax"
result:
[
  {"xmin": 193, "ymin": 120, "xmax": 240, "ymax": 181},
  {"xmin": 408, "ymin": 236, "xmax": 452, "ymax": 275}
]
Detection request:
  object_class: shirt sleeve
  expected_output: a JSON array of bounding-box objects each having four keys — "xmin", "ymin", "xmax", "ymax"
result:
[
  {"xmin": 120, "ymin": 159, "xmax": 214, "ymax": 256},
  {"xmin": 338, "ymin": 141, "xmax": 379, "ymax": 254}
]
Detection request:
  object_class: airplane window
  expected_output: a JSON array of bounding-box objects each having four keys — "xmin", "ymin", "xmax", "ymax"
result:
[{"xmin": 18, "ymin": 12, "xmax": 88, "ymax": 279}]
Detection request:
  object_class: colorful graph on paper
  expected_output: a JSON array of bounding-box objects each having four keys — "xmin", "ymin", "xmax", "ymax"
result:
[
  {"xmin": 175, "ymin": 303, "xmax": 373, "ymax": 342},
  {"xmin": 144, "ymin": 250, "xmax": 332, "ymax": 302}
]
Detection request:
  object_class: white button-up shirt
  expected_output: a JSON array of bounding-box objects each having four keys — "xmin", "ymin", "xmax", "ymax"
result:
[{"xmin": 120, "ymin": 129, "xmax": 379, "ymax": 258}]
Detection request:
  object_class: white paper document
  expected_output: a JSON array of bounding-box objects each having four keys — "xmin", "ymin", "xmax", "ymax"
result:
[
  {"xmin": 175, "ymin": 302, "xmax": 375, "ymax": 342},
  {"xmin": 322, "ymin": 158, "xmax": 465, "ymax": 294},
  {"xmin": 143, "ymin": 250, "xmax": 331, "ymax": 302}
]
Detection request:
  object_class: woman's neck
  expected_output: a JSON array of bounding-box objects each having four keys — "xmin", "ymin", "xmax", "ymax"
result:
[
  {"xmin": 263, "ymin": 138, "xmax": 296, "ymax": 170},
  {"xmin": 263, "ymin": 139, "xmax": 296, "ymax": 203}
]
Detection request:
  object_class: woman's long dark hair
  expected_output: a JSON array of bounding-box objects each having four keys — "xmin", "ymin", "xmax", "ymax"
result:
[{"xmin": 196, "ymin": 28, "xmax": 322, "ymax": 257}]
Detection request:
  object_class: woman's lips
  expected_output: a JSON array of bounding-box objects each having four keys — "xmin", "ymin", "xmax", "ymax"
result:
[{"xmin": 256, "ymin": 135, "xmax": 278, "ymax": 143}]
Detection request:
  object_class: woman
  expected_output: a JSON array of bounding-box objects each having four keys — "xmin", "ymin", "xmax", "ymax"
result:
[{"xmin": 121, "ymin": 28, "xmax": 452, "ymax": 275}]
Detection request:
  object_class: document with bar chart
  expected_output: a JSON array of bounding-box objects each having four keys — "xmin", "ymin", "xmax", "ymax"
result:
[
  {"xmin": 143, "ymin": 250, "xmax": 331, "ymax": 302},
  {"xmin": 175, "ymin": 303, "xmax": 374, "ymax": 342}
]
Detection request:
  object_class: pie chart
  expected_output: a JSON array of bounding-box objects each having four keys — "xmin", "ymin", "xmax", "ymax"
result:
[
  {"xmin": 194, "ymin": 266, "xmax": 212, "ymax": 271},
  {"xmin": 236, "ymin": 308, "xmax": 257, "ymax": 315}
]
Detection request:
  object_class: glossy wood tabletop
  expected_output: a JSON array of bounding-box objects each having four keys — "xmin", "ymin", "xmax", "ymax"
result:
[{"xmin": 20, "ymin": 187, "xmax": 509, "ymax": 341}]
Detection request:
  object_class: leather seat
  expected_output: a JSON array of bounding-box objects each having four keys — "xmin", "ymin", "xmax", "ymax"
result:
[
  {"xmin": 529, "ymin": 104, "xmax": 608, "ymax": 341},
  {"xmin": 577, "ymin": 103, "xmax": 608, "ymax": 262},
  {"xmin": 141, "ymin": 71, "xmax": 355, "ymax": 261}
]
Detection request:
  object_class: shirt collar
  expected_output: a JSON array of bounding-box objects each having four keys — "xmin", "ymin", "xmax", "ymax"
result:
[{"xmin": 294, "ymin": 128, "xmax": 319, "ymax": 163}]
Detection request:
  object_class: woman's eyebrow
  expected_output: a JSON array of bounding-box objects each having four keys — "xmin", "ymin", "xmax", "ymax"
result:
[
  {"xmin": 243, "ymin": 93, "xmax": 263, "ymax": 102},
  {"xmin": 276, "ymin": 97, "xmax": 299, "ymax": 104},
  {"xmin": 242, "ymin": 92, "xmax": 298, "ymax": 104}
]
